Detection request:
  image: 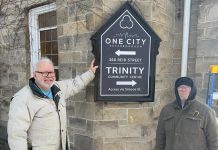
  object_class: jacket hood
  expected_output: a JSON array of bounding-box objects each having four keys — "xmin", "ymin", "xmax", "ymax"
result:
[{"xmin": 175, "ymin": 77, "xmax": 197, "ymax": 108}]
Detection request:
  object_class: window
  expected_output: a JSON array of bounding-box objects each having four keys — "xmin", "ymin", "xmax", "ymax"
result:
[{"xmin": 29, "ymin": 3, "xmax": 59, "ymax": 79}]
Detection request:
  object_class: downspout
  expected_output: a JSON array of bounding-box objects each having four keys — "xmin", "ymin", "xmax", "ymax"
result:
[{"xmin": 181, "ymin": 0, "xmax": 191, "ymax": 77}]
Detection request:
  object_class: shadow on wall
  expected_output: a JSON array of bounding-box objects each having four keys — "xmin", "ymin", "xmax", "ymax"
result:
[{"xmin": 0, "ymin": 125, "xmax": 9, "ymax": 150}]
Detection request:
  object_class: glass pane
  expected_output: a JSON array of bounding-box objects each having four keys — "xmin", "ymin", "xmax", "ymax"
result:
[
  {"xmin": 40, "ymin": 42, "xmax": 46, "ymax": 55},
  {"xmin": 39, "ymin": 14, "xmax": 45, "ymax": 29},
  {"xmin": 51, "ymin": 29, "xmax": 57, "ymax": 40},
  {"xmin": 40, "ymin": 31, "xmax": 45, "ymax": 41},
  {"xmin": 45, "ymin": 42, "xmax": 52, "ymax": 54},
  {"xmin": 47, "ymin": 11, "xmax": 57, "ymax": 27},
  {"xmin": 39, "ymin": 11, "xmax": 57, "ymax": 28},
  {"xmin": 45, "ymin": 30, "xmax": 52, "ymax": 41},
  {"xmin": 52, "ymin": 42, "xmax": 58, "ymax": 54},
  {"xmin": 52, "ymin": 55, "xmax": 58, "ymax": 66}
]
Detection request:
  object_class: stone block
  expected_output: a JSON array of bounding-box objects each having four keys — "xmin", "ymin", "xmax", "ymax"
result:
[
  {"xmin": 197, "ymin": 39, "xmax": 218, "ymax": 56},
  {"xmin": 93, "ymin": 121, "xmax": 118, "ymax": 138},
  {"xmin": 102, "ymin": 0, "xmax": 123, "ymax": 13},
  {"xmin": 187, "ymin": 62, "xmax": 196, "ymax": 74},
  {"xmin": 57, "ymin": 6, "xmax": 68, "ymax": 25},
  {"xmin": 205, "ymin": 3, "xmax": 218, "ymax": 22},
  {"xmin": 157, "ymin": 58, "xmax": 180, "ymax": 74},
  {"xmin": 152, "ymin": 104, "xmax": 161, "ymax": 119},
  {"xmin": 59, "ymin": 64, "xmax": 72, "ymax": 80},
  {"xmin": 104, "ymin": 102, "xmax": 140, "ymax": 108},
  {"xmin": 104, "ymin": 142, "xmax": 124, "ymax": 150},
  {"xmin": 141, "ymin": 123, "xmax": 157, "ymax": 139},
  {"xmin": 74, "ymin": 134, "xmax": 93, "ymax": 150},
  {"xmin": 71, "ymin": 90, "xmax": 86, "ymax": 102},
  {"xmin": 151, "ymin": 22, "xmax": 171, "ymax": 42},
  {"xmin": 85, "ymin": 85, "xmax": 95, "ymax": 102},
  {"xmin": 103, "ymin": 108, "xmax": 127, "ymax": 120},
  {"xmin": 158, "ymin": 42, "xmax": 174, "ymax": 58},
  {"xmin": 155, "ymin": 78, "xmax": 174, "ymax": 90},
  {"xmin": 128, "ymin": 108, "xmax": 153, "ymax": 125},
  {"xmin": 118, "ymin": 125, "xmax": 141, "ymax": 137},
  {"xmin": 126, "ymin": 142, "xmax": 147, "ymax": 150},
  {"xmin": 75, "ymin": 0, "xmax": 93, "ymax": 15},
  {"xmin": 118, "ymin": 120, "xmax": 128, "ymax": 126},
  {"xmin": 70, "ymin": 63, "xmax": 88, "ymax": 75},
  {"xmin": 87, "ymin": 120, "xmax": 93, "ymax": 135},
  {"xmin": 73, "ymin": 33, "xmax": 92, "ymax": 50},
  {"xmin": 205, "ymin": 27, "xmax": 218, "ymax": 39},
  {"xmin": 0, "ymin": 110, "xmax": 9, "ymax": 122},
  {"xmin": 59, "ymin": 51, "xmax": 81, "ymax": 64},
  {"xmin": 8, "ymin": 73, "xmax": 18, "ymax": 86},
  {"xmin": 195, "ymin": 58, "xmax": 216, "ymax": 74},
  {"xmin": 68, "ymin": 4, "xmax": 76, "ymax": 17},
  {"xmin": 62, "ymin": 21, "xmax": 88, "ymax": 36},
  {"xmin": 86, "ymin": 13, "xmax": 95, "ymax": 31},
  {"xmin": 94, "ymin": 12, "xmax": 108, "ymax": 31},
  {"xmin": 134, "ymin": 1, "xmax": 152, "ymax": 21},
  {"xmin": 66, "ymin": 100, "xmax": 75, "ymax": 115},
  {"xmin": 173, "ymin": 33, "xmax": 183, "ymax": 49},
  {"xmin": 172, "ymin": 49, "xmax": 182, "ymax": 58},
  {"xmin": 203, "ymin": 56, "xmax": 218, "ymax": 62},
  {"xmin": 2, "ymin": 87, "xmax": 13, "ymax": 98},
  {"xmin": 75, "ymin": 102, "xmax": 94, "ymax": 119},
  {"xmin": 93, "ymin": 138, "xmax": 103, "ymax": 150},
  {"xmin": 58, "ymin": 36, "xmax": 75, "ymax": 51},
  {"xmin": 152, "ymin": 6, "xmax": 172, "ymax": 27},
  {"xmin": 69, "ymin": 117, "xmax": 87, "ymax": 129},
  {"xmin": 189, "ymin": 31, "xmax": 197, "ymax": 49},
  {"xmin": 66, "ymin": 0, "xmax": 79, "ymax": 5},
  {"xmin": 0, "ymin": 75, "xmax": 8, "ymax": 87},
  {"xmin": 57, "ymin": 25, "xmax": 63, "ymax": 36},
  {"xmin": 93, "ymin": 103, "xmax": 104, "ymax": 120},
  {"xmin": 12, "ymin": 85, "xmax": 21, "ymax": 95}
]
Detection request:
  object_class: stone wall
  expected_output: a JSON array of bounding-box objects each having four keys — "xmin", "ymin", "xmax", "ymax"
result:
[
  {"xmin": 56, "ymin": 0, "xmax": 178, "ymax": 149},
  {"xmin": 195, "ymin": 0, "xmax": 218, "ymax": 102},
  {"xmin": 1, "ymin": 0, "xmax": 217, "ymax": 150}
]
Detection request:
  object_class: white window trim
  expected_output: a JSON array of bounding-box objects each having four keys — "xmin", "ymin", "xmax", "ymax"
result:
[{"xmin": 28, "ymin": 3, "xmax": 56, "ymax": 77}]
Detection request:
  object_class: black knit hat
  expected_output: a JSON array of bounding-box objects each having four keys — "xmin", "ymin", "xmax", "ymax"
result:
[{"xmin": 175, "ymin": 77, "xmax": 193, "ymax": 88}]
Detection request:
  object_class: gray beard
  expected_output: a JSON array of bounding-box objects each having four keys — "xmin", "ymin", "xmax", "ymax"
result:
[{"xmin": 35, "ymin": 79, "xmax": 54, "ymax": 90}]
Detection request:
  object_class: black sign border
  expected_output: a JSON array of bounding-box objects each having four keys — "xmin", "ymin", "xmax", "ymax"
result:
[{"xmin": 91, "ymin": 1, "xmax": 161, "ymax": 102}]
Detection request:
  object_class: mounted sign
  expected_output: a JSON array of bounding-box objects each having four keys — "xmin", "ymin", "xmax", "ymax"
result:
[{"xmin": 91, "ymin": 2, "xmax": 161, "ymax": 102}]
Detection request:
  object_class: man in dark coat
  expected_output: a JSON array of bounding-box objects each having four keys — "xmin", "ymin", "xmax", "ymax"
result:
[{"xmin": 155, "ymin": 77, "xmax": 218, "ymax": 150}]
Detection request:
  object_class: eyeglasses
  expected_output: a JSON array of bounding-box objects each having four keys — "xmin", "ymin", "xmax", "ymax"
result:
[
  {"xmin": 177, "ymin": 85, "xmax": 191, "ymax": 90},
  {"xmin": 35, "ymin": 71, "xmax": 55, "ymax": 77}
]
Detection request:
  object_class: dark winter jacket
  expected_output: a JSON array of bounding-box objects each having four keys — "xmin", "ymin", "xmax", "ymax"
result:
[{"xmin": 155, "ymin": 77, "xmax": 218, "ymax": 150}]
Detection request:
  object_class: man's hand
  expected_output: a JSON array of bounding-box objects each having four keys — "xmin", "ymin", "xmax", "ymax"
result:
[{"xmin": 89, "ymin": 59, "xmax": 98, "ymax": 74}]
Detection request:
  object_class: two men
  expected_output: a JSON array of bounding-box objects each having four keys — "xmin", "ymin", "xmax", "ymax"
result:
[
  {"xmin": 155, "ymin": 77, "xmax": 218, "ymax": 150},
  {"xmin": 7, "ymin": 57, "xmax": 98, "ymax": 150},
  {"xmin": 8, "ymin": 57, "xmax": 218, "ymax": 150}
]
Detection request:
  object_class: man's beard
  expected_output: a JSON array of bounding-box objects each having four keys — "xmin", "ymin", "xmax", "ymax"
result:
[{"xmin": 35, "ymin": 79, "xmax": 54, "ymax": 90}]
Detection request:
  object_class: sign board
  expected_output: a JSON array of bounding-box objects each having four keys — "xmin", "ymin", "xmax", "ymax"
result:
[{"xmin": 91, "ymin": 2, "xmax": 161, "ymax": 102}]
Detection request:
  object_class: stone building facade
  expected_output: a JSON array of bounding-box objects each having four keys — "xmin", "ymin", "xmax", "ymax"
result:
[{"xmin": 0, "ymin": 0, "xmax": 218, "ymax": 150}]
